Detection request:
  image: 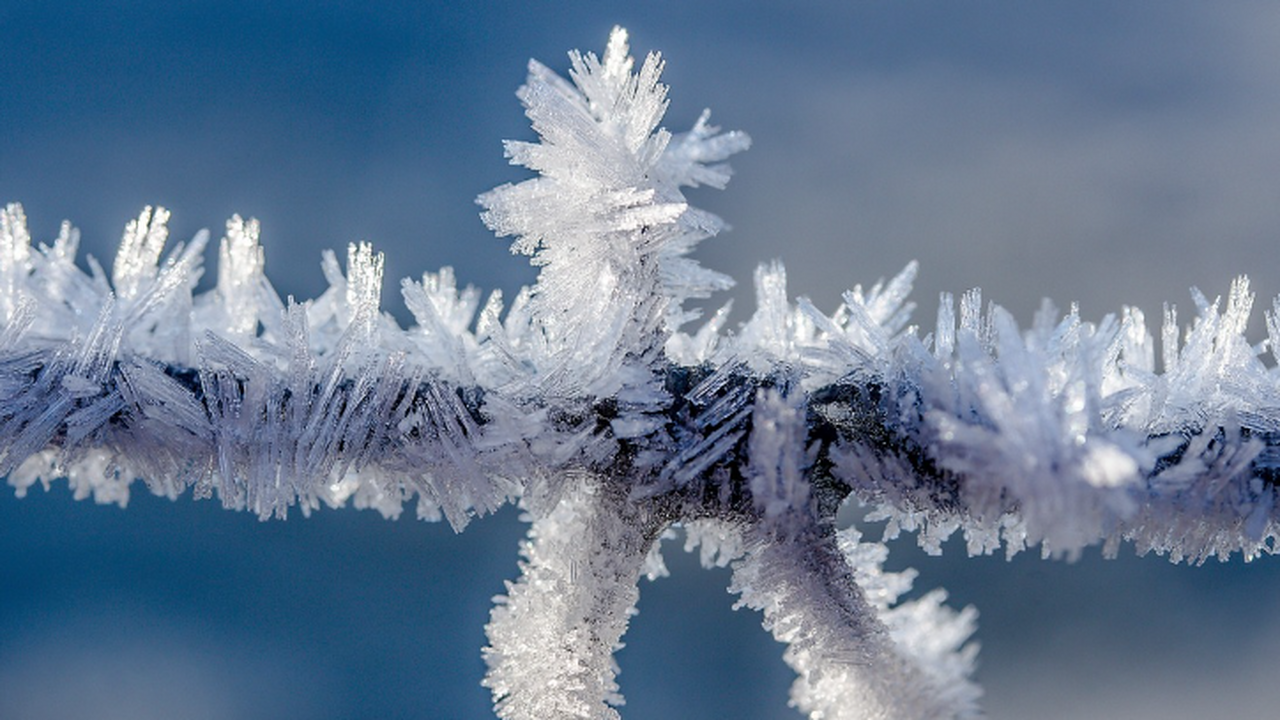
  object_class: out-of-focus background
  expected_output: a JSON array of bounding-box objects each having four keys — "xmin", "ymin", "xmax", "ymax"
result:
[{"xmin": 3, "ymin": 3, "xmax": 1280, "ymax": 718}]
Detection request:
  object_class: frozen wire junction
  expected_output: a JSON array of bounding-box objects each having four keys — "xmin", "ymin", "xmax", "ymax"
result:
[{"xmin": 2, "ymin": 26, "xmax": 1279, "ymax": 720}]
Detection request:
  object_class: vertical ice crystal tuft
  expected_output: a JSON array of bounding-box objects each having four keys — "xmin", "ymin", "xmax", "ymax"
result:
[
  {"xmin": 0, "ymin": 204, "xmax": 33, "ymax": 324},
  {"xmin": 112, "ymin": 206, "xmax": 171, "ymax": 301},
  {"xmin": 402, "ymin": 267, "xmax": 483, "ymax": 383},
  {"xmin": 308, "ymin": 242, "xmax": 387, "ymax": 350},
  {"xmin": 205, "ymin": 215, "xmax": 267, "ymax": 341},
  {"xmin": 478, "ymin": 26, "xmax": 748, "ymax": 399}
]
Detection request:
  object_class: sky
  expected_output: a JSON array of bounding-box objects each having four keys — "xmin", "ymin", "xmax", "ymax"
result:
[{"xmin": 3, "ymin": 2, "xmax": 1280, "ymax": 719}]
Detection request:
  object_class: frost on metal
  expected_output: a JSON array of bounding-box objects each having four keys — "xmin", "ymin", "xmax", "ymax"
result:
[{"xmin": 3, "ymin": 26, "xmax": 1279, "ymax": 720}]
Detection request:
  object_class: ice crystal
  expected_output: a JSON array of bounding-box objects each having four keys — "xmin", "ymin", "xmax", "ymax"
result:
[{"xmin": 3, "ymin": 26, "xmax": 1279, "ymax": 720}]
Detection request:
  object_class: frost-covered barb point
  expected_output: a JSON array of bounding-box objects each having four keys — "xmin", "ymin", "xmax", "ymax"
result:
[
  {"xmin": 728, "ymin": 523, "xmax": 981, "ymax": 720},
  {"xmin": 478, "ymin": 26, "xmax": 749, "ymax": 399},
  {"xmin": 4, "ymin": 25, "xmax": 1280, "ymax": 720},
  {"xmin": 483, "ymin": 476, "xmax": 663, "ymax": 720}
]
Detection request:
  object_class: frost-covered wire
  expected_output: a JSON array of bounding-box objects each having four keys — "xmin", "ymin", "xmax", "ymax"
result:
[{"xmin": 3, "ymin": 26, "xmax": 1279, "ymax": 720}]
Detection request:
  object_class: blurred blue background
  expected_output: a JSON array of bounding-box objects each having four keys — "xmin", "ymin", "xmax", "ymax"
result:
[{"xmin": 4, "ymin": 2, "xmax": 1280, "ymax": 718}]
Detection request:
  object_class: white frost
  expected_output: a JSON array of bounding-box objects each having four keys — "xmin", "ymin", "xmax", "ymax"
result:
[{"xmin": 2, "ymin": 25, "xmax": 1278, "ymax": 720}]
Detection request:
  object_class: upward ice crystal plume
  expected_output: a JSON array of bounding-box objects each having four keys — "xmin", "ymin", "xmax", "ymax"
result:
[{"xmin": 3, "ymin": 25, "xmax": 1279, "ymax": 720}]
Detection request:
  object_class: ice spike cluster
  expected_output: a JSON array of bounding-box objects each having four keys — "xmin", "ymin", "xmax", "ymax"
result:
[{"xmin": 4, "ymin": 26, "xmax": 1279, "ymax": 720}]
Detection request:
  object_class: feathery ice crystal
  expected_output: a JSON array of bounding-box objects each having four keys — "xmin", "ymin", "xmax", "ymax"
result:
[{"xmin": 3, "ymin": 27, "xmax": 1279, "ymax": 720}]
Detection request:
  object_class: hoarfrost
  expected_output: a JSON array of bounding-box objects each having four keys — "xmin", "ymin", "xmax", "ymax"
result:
[{"xmin": 3, "ymin": 25, "xmax": 1279, "ymax": 720}]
